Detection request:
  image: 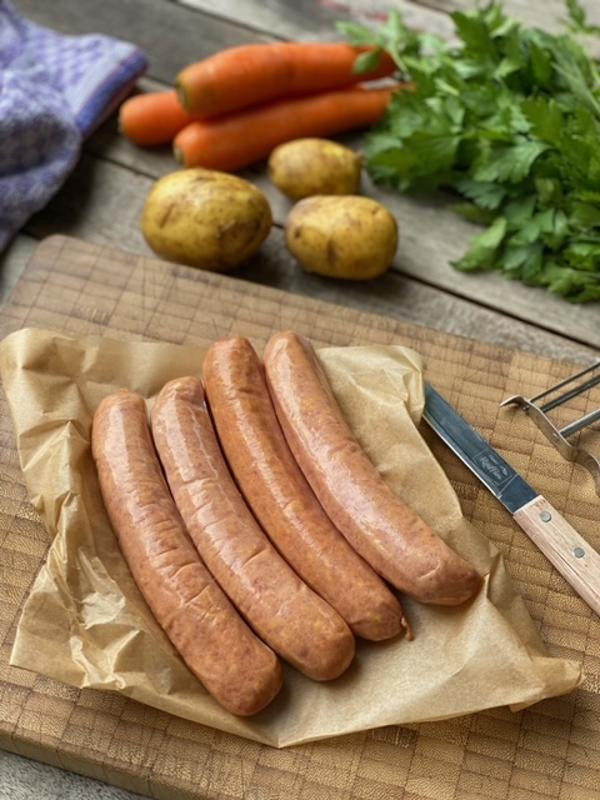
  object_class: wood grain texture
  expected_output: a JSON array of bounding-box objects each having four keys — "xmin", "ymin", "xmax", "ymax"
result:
[
  {"xmin": 0, "ymin": 236, "xmax": 37, "ymax": 304},
  {"xmin": 0, "ymin": 235, "xmax": 599, "ymax": 800},
  {"xmin": 415, "ymin": 0, "xmax": 600, "ymax": 47},
  {"xmin": 514, "ymin": 496, "xmax": 600, "ymax": 617},
  {"xmin": 16, "ymin": 0, "xmax": 600, "ymax": 348},
  {"xmin": 12, "ymin": 0, "xmax": 275, "ymax": 82},
  {"xmin": 184, "ymin": 0, "xmax": 600, "ymax": 55},
  {"xmin": 50, "ymin": 117, "xmax": 600, "ymax": 351},
  {"xmin": 21, "ymin": 151, "xmax": 595, "ymax": 362},
  {"xmin": 91, "ymin": 98, "xmax": 600, "ymax": 357},
  {"xmin": 179, "ymin": 0, "xmax": 456, "ymax": 39},
  {"xmin": 237, "ymin": 233, "xmax": 597, "ymax": 362},
  {"xmin": 25, "ymin": 154, "xmax": 149, "ymax": 252}
]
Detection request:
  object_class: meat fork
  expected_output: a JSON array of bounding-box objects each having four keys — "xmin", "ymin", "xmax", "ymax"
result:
[{"xmin": 501, "ymin": 361, "xmax": 600, "ymax": 496}]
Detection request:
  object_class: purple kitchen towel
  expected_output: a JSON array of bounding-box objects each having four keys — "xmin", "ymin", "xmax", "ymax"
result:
[{"xmin": 0, "ymin": 1, "xmax": 147, "ymax": 249}]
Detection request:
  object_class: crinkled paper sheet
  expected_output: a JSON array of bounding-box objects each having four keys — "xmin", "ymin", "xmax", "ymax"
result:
[{"xmin": 0, "ymin": 328, "xmax": 582, "ymax": 747}]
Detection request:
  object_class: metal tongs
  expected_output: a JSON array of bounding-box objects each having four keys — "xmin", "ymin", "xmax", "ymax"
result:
[{"xmin": 501, "ymin": 360, "xmax": 600, "ymax": 495}]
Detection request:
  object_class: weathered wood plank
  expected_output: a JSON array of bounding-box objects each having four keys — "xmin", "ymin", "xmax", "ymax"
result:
[
  {"xmin": 14, "ymin": 0, "xmax": 600, "ymax": 348},
  {"xmin": 23, "ymin": 154, "xmax": 595, "ymax": 361},
  {"xmin": 180, "ymin": 0, "xmax": 600, "ymax": 56},
  {"xmin": 87, "ymin": 104, "xmax": 600, "ymax": 351},
  {"xmin": 0, "ymin": 751, "xmax": 139, "ymax": 800},
  {"xmin": 0, "ymin": 236, "xmax": 37, "ymax": 305},
  {"xmin": 3, "ymin": 2, "xmax": 597, "ymax": 798},
  {"xmin": 13, "ymin": 0, "xmax": 452, "ymax": 86},
  {"xmin": 13, "ymin": 0, "xmax": 275, "ymax": 83},
  {"xmin": 239, "ymin": 229, "xmax": 597, "ymax": 363},
  {"xmin": 352, "ymin": 177, "xmax": 600, "ymax": 352},
  {"xmin": 26, "ymin": 156, "xmax": 150, "ymax": 254},
  {"xmin": 414, "ymin": 0, "xmax": 600, "ymax": 38},
  {"xmin": 178, "ymin": 0, "xmax": 455, "ymax": 39}
]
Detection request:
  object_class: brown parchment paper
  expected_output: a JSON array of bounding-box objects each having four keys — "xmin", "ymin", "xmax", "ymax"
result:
[{"xmin": 0, "ymin": 328, "xmax": 582, "ymax": 748}]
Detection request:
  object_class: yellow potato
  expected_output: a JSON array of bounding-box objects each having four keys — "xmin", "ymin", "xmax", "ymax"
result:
[
  {"xmin": 286, "ymin": 195, "xmax": 398, "ymax": 280},
  {"xmin": 269, "ymin": 139, "xmax": 361, "ymax": 200},
  {"xmin": 142, "ymin": 168, "xmax": 272, "ymax": 271}
]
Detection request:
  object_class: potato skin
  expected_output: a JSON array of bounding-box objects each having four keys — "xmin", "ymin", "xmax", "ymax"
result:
[
  {"xmin": 285, "ymin": 195, "xmax": 398, "ymax": 280},
  {"xmin": 269, "ymin": 139, "xmax": 361, "ymax": 200},
  {"xmin": 142, "ymin": 169, "xmax": 272, "ymax": 271}
]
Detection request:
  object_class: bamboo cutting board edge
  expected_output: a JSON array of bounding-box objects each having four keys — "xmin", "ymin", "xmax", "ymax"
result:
[{"xmin": 0, "ymin": 235, "xmax": 599, "ymax": 800}]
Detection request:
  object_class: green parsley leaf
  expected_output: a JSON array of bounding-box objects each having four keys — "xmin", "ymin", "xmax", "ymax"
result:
[
  {"xmin": 473, "ymin": 139, "xmax": 549, "ymax": 183},
  {"xmin": 454, "ymin": 178, "xmax": 507, "ymax": 210},
  {"xmin": 453, "ymin": 216, "xmax": 507, "ymax": 271},
  {"xmin": 352, "ymin": 48, "xmax": 383, "ymax": 75},
  {"xmin": 565, "ymin": 0, "xmax": 600, "ymax": 35},
  {"xmin": 521, "ymin": 97, "xmax": 563, "ymax": 144},
  {"xmin": 343, "ymin": 0, "xmax": 600, "ymax": 301},
  {"xmin": 450, "ymin": 202, "xmax": 497, "ymax": 225}
]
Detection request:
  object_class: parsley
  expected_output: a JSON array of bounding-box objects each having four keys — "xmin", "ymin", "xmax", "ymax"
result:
[
  {"xmin": 565, "ymin": 0, "xmax": 600, "ymax": 35},
  {"xmin": 340, "ymin": 2, "xmax": 600, "ymax": 302}
]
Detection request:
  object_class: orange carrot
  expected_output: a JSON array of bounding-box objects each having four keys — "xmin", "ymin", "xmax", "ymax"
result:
[
  {"xmin": 173, "ymin": 85, "xmax": 400, "ymax": 172},
  {"xmin": 176, "ymin": 43, "xmax": 396, "ymax": 116},
  {"xmin": 119, "ymin": 91, "xmax": 197, "ymax": 146}
]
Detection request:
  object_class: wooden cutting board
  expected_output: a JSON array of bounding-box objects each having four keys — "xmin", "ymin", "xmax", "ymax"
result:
[{"xmin": 0, "ymin": 235, "xmax": 599, "ymax": 800}]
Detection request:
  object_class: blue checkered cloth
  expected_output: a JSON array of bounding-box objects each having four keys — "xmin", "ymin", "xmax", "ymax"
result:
[{"xmin": 0, "ymin": 1, "xmax": 147, "ymax": 249}]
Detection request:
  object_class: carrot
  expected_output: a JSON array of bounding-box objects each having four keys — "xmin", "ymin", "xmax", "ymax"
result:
[
  {"xmin": 173, "ymin": 85, "xmax": 400, "ymax": 172},
  {"xmin": 176, "ymin": 43, "xmax": 396, "ymax": 116},
  {"xmin": 119, "ymin": 91, "xmax": 196, "ymax": 146}
]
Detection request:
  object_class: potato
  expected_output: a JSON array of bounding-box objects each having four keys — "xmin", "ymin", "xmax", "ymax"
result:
[
  {"xmin": 286, "ymin": 196, "xmax": 398, "ymax": 280},
  {"xmin": 269, "ymin": 139, "xmax": 361, "ymax": 200},
  {"xmin": 142, "ymin": 168, "xmax": 272, "ymax": 271}
]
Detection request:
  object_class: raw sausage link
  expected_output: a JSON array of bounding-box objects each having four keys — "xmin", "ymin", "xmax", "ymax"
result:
[
  {"xmin": 264, "ymin": 332, "xmax": 482, "ymax": 606},
  {"xmin": 151, "ymin": 376, "xmax": 355, "ymax": 681},
  {"xmin": 203, "ymin": 336, "xmax": 408, "ymax": 641},
  {"xmin": 92, "ymin": 390, "xmax": 283, "ymax": 716}
]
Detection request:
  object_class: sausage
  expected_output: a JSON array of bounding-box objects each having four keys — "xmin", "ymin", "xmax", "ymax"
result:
[
  {"xmin": 151, "ymin": 376, "xmax": 355, "ymax": 681},
  {"xmin": 263, "ymin": 332, "xmax": 482, "ymax": 606},
  {"xmin": 203, "ymin": 336, "xmax": 409, "ymax": 641},
  {"xmin": 91, "ymin": 390, "xmax": 283, "ymax": 716}
]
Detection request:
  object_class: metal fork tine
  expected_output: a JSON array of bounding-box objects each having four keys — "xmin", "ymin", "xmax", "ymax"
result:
[
  {"xmin": 501, "ymin": 360, "xmax": 600, "ymax": 496},
  {"xmin": 540, "ymin": 371, "xmax": 600, "ymax": 413},
  {"xmin": 530, "ymin": 360, "xmax": 600, "ymax": 404},
  {"xmin": 560, "ymin": 408, "xmax": 600, "ymax": 438}
]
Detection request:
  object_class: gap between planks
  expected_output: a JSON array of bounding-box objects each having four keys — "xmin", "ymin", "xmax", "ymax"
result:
[
  {"xmin": 176, "ymin": 0, "xmax": 455, "ymax": 40},
  {"xmin": 13, "ymin": 215, "xmax": 595, "ymax": 364},
  {"xmin": 412, "ymin": 0, "xmax": 600, "ymax": 55},
  {"xmin": 2, "ymin": 235, "xmax": 600, "ymax": 800},
  {"xmin": 85, "ymin": 103, "xmax": 600, "ymax": 352},
  {"xmin": 178, "ymin": 0, "xmax": 600, "ymax": 56},
  {"xmin": 10, "ymin": 0, "xmax": 600, "ymax": 351}
]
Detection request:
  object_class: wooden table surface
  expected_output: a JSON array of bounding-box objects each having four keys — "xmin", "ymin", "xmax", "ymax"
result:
[
  {"xmin": 2, "ymin": 0, "xmax": 599, "ymax": 367},
  {"xmin": 1, "ymin": 1, "xmax": 599, "ymax": 798}
]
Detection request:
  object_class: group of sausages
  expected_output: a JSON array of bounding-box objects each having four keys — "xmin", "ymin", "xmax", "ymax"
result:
[{"xmin": 91, "ymin": 332, "xmax": 482, "ymax": 716}]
